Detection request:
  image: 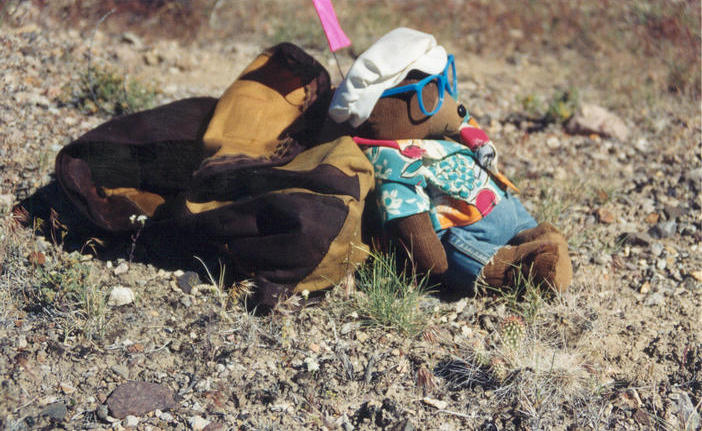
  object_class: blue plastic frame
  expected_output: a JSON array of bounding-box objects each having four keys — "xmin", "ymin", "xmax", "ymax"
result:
[{"xmin": 380, "ymin": 54, "xmax": 457, "ymax": 116}]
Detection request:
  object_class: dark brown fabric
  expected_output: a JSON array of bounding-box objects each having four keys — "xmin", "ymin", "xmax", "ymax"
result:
[
  {"xmin": 56, "ymin": 97, "xmax": 217, "ymax": 231},
  {"xmin": 189, "ymin": 162, "xmax": 361, "ymax": 203}
]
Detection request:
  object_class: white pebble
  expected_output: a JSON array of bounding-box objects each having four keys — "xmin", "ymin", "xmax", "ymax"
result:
[
  {"xmin": 108, "ymin": 286, "xmax": 135, "ymax": 307},
  {"xmin": 113, "ymin": 262, "xmax": 129, "ymax": 275},
  {"xmin": 124, "ymin": 415, "xmax": 138, "ymax": 428},
  {"xmin": 188, "ymin": 415, "xmax": 210, "ymax": 431}
]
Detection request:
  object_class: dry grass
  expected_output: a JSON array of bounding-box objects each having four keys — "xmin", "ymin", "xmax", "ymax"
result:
[
  {"xmin": 436, "ymin": 279, "xmax": 608, "ymax": 428},
  {"xmin": 35, "ymin": 0, "xmax": 699, "ymax": 100}
]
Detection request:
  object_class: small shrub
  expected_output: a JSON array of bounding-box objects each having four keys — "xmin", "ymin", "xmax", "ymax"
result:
[
  {"xmin": 544, "ymin": 89, "xmax": 579, "ymax": 124},
  {"xmin": 62, "ymin": 64, "xmax": 157, "ymax": 116},
  {"xmin": 33, "ymin": 259, "xmax": 91, "ymax": 308},
  {"xmin": 519, "ymin": 89, "xmax": 579, "ymax": 125},
  {"xmin": 520, "ymin": 93, "xmax": 546, "ymax": 118},
  {"xmin": 352, "ymin": 250, "xmax": 432, "ymax": 336},
  {"xmin": 29, "ymin": 255, "xmax": 108, "ymax": 340}
]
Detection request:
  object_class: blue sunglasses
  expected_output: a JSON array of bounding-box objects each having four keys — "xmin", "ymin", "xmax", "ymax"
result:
[{"xmin": 380, "ymin": 54, "xmax": 457, "ymax": 116}]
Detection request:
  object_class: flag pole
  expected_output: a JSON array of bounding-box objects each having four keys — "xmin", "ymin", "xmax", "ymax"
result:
[{"xmin": 312, "ymin": 0, "xmax": 351, "ymax": 80}]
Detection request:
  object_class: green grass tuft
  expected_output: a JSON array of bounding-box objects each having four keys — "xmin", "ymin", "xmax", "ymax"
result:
[
  {"xmin": 352, "ymin": 250, "xmax": 432, "ymax": 336},
  {"xmin": 29, "ymin": 255, "xmax": 109, "ymax": 340}
]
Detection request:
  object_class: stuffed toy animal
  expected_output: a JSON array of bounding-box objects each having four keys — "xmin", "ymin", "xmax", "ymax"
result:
[{"xmin": 328, "ymin": 28, "xmax": 572, "ymax": 294}]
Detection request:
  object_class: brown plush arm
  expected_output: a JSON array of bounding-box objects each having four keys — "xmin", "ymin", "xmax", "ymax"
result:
[{"xmin": 388, "ymin": 212, "xmax": 448, "ymax": 275}]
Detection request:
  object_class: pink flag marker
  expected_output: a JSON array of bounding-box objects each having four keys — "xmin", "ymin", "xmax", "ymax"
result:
[{"xmin": 312, "ymin": 0, "xmax": 351, "ymax": 52}]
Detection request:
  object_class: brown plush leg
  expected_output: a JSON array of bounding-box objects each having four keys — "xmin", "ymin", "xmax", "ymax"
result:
[
  {"xmin": 389, "ymin": 212, "xmax": 448, "ymax": 276},
  {"xmin": 509, "ymin": 222, "xmax": 560, "ymax": 245},
  {"xmin": 480, "ymin": 234, "xmax": 572, "ymax": 293}
]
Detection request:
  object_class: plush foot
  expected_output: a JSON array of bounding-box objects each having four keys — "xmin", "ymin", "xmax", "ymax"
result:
[
  {"xmin": 480, "ymin": 234, "xmax": 572, "ymax": 293},
  {"xmin": 509, "ymin": 222, "xmax": 561, "ymax": 245},
  {"xmin": 523, "ymin": 236, "xmax": 572, "ymax": 293}
]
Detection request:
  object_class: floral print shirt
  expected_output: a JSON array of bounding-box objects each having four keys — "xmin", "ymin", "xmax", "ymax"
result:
[{"xmin": 358, "ymin": 138, "xmax": 506, "ymax": 231}]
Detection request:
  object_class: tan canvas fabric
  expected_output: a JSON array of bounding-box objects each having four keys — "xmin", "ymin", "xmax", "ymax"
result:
[
  {"xmin": 203, "ymin": 49, "xmax": 309, "ymax": 159},
  {"xmin": 283, "ymin": 137, "xmax": 374, "ymax": 293}
]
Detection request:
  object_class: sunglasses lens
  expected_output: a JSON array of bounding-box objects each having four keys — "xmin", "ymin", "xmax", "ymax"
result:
[{"xmin": 418, "ymin": 79, "xmax": 442, "ymax": 116}]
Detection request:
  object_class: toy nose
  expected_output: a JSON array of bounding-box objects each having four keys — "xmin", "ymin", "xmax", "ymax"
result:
[{"xmin": 457, "ymin": 104, "xmax": 467, "ymax": 118}]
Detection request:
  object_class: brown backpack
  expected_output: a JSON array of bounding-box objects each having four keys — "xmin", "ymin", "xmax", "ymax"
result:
[{"xmin": 56, "ymin": 43, "xmax": 373, "ymax": 306}]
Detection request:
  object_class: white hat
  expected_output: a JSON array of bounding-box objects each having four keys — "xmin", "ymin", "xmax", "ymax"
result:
[{"xmin": 328, "ymin": 27, "xmax": 447, "ymax": 127}]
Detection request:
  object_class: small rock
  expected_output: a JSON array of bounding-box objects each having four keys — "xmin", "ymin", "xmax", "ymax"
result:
[
  {"xmin": 649, "ymin": 221, "xmax": 677, "ymax": 239},
  {"xmin": 121, "ymin": 32, "xmax": 143, "ymax": 50},
  {"xmin": 633, "ymin": 137, "xmax": 650, "ymax": 153},
  {"xmin": 690, "ymin": 271, "xmax": 702, "ymax": 282},
  {"xmin": 672, "ymin": 392, "xmax": 700, "ymax": 431},
  {"xmin": 108, "ymin": 287, "xmax": 135, "ymax": 307},
  {"xmin": 157, "ymin": 411, "xmax": 174, "ymax": 422},
  {"xmin": 304, "ymin": 356, "xmax": 320, "ymax": 372},
  {"xmin": 16, "ymin": 335, "xmax": 28, "ymax": 349},
  {"xmin": 356, "ymin": 331, "xmax": 369, "ymax": 343},
  {"xmin": 422, "ymin": 397, "xmax": 448, "ymax": 410},
  {"xmin": 546, "ymin": 136, "xmax": 560, "ymax": 149},
  {"xmin": 596, "ymin": 208, "xmax": 615, "ymax": 224},
  {"xmin": 680, "ymin": 223, "xmax": 698, "ymax": 236},
  {"xmin": 113, "ymin": 262, "xmax": 129, "ymax": 276},
  {"xmin": 35, "ymin": 237, "xmax": 52, "ymax": 253},
  {"xmin": 644, "ymin": 292, "xmax": 665, "ymax": 307},
  {"xmin": 14, "ymin": 91, "xmax": 50, "ymax": 108},
  {"xmin": 97, "ymin": 404, "xmax": 113, "ymax": 423},
  {"xmin": 60, "ymin": 382, "xmax": 76, "ymax": 394},
  {"xmin": 188, "ymin": 416, "xmax": 210, "ymax": 431},
  {"xmin": 685, "ymin": 168, "xmax": 702, "ymax": 191},
  {"xmin": 111, "ymin": 364, "xmax": 130, "ymax": 380},
  {"xmin": 639, "ymin": 282, "xmax": 650, "ymax": 294},
  {"xmin": 594, "ymin": 254, "xmax": 612, "ymax": 266},
  {"xmin": 176, "ymin": 271, "xmax": 201, "ymax": 294},
  {"xmin": 620, "ymin": 232, "xmax": 652, "ymax": 247},
  {"xmin": 393, "ymin": 419, "xmax": 416, "ymax": 431},
  {"xmin": 179, "ymin": 295, "xmax": 193, "ymax": 308},
  {"xmin": 650, "ymin": 243, "xmax": 664, "ymax": 257},
  {"xmin": 644, "ymin": 213, "xmax": 660, "ymax": 224},
  {"xmin": 0, "ymin": 194, "xmax": 14, "ymax": 213},
  {"xmin": 340, "ymin": 322, "xmax": 361, "ymax": 335},
  {"xmin": 144, "ymin": 51, "xmax": 160, "ymax": 66},
  {"xmin": 565, "ymin": 103, "xmax": 630, "ymax": 141},
  {"xmin": 663, "ymin": 205, "xmax": 685, "ymax": 221},
  {"xmin": 123, "ymin": 415, "xmax": 138, "ymax": 428},
  {"xmin": 40, "ymin": 402, "xmax": 67, "ymax": 420},
  {"xmin": 106, "ymin": 382, "xmax": 177, "ymax": 419}
]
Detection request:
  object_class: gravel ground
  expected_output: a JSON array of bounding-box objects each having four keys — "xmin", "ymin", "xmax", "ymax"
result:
[{"xmin": 1, "ymin": 3, "xmax": 700, "ymax": 430}]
